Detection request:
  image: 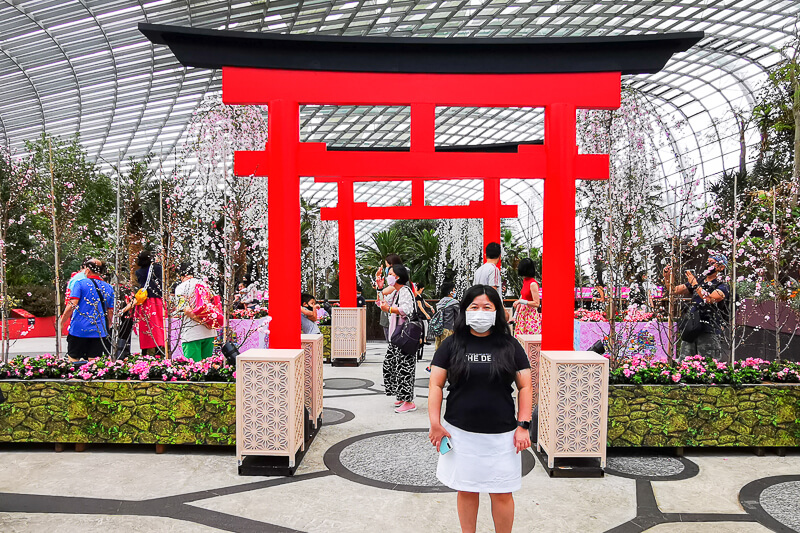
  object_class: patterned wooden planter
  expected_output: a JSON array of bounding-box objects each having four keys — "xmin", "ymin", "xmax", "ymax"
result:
[
  {"xmin": 331, "ymin": 307, "xmax": 366, "ymax": 364},
  {"xmin": 301, "ymin": 334, "xmax": 324, "ymax": 429},
  {"xmin": 538, "ymin": 350, "xmax": 609, "ymax": 468},
  {"xmin": 236, "ymin": 349, "xmax": 305, "ymax": 467},
  {"xmin": 516, "ymin": 334, "xmax": 541, "ymax": 406}
]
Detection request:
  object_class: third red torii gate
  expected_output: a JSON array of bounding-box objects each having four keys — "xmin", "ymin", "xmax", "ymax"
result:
[{"xmin": 319, "ymin": 176, "xmax": 518, "ymax": 307}]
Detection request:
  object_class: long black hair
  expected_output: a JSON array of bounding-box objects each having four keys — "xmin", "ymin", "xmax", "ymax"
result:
[{"xmin": 447, "ymin": 285, "xmax": 518, "ymax": 385}]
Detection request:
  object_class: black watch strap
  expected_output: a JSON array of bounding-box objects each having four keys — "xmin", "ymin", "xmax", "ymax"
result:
[{"xmin": 517, "ymin": 420, "xmax": 531, "ymax": 430}]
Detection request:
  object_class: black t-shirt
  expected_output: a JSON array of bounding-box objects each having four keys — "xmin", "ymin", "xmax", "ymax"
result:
[
  {"xmin": 691, "ymin": 277, "xmax": 730, "ymax": 334},
  {"xmin": 431, "ymin": 333, "xmax": 530, "ymax": 434},
  {"xmin": 415, "ymin": 294, "xmax": 434, "ymax": 320},
  {"xmin": 356, "ymin": 294, "xmax": 366, "ymax": 307}
]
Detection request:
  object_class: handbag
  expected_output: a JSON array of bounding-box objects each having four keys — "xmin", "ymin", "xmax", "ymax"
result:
[
  {"xmin": 678, "ymin": 304, "xmax": 703, "ymax": 342},
  {"xmin": 134, "ymin": 265, "xmax": 152, "ymax": 306},
  {"xmin": 390, "ymin": 287, "xmax": 424, "ymax": 355}
]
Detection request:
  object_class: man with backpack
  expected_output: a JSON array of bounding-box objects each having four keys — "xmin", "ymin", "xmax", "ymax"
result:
[
  {"xmin": 59, "ymin": 258, "xmax": 114, "ymax": 362},
  {"xmin": 174, "ymin": 262, "xmax": 218, "ymax": 362},
  {"xmin": 663, "ymin": 253, "xmax": 729, "ymax": 360}
]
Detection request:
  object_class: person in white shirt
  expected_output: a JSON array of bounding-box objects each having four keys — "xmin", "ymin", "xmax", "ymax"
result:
[
  {"xmin": 174, "ymin": 262, "xmax": 217, "ymax": 362},
  {"xmin": 473, "ymin": 242, "xmax": 503, "ymax": 297}
]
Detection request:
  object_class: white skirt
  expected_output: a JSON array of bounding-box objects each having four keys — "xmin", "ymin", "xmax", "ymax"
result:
[{"xmin": 436, "ymin": 421, "xmax": 522, "ymax": 493}]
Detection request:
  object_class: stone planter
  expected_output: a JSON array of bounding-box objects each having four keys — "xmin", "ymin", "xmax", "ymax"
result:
[
  {"xmin": 0, "ymin": 380, "xmax": 235, "ymax": 445},
  {"xmin": 236, "ymin": 349, "xmax": 305, "ymax": 467},
  {"xmin": 608, "ymin": 384, "xmax": 800, "ymax": 447},
  {"xmin": 331, "ymin": 307, "xmax": 366, "ymax": 365},
  {"xmin": 319, "ymin": 325, "xmax": 332, "ymax": 362}
]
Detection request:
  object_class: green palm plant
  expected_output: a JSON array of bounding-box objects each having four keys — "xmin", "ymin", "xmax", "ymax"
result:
[
  {"xmin": 357, "ymin": 228, "xmax": 409, "ymax": 286},
  {"xmin": 406, "ymin": 229, "xmax": 440, "ymax": 290}
]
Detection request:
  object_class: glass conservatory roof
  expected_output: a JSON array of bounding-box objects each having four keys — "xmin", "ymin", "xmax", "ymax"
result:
[{"xmin": 0, "ymin": 0, "xmax": 797, "ymax": 245}]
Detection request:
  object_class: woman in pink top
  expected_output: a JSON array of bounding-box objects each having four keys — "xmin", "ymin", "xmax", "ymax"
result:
[{"xmin": 512, "ymin": 258, "xmax": 541, "ymax": 336}]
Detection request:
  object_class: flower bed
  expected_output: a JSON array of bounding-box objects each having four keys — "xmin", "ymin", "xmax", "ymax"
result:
[
  {"xmin": 608, "ymin": 384, "xmax": 800, "ymax": 447},
  {"xmin": 0, "ymin": 353, "xmax": 235, "ymax": 382},
  {"xmin": 608, "ymin": 356, "xmax": 800, "ymax": 447},
  {"xmin": 0, "ymin": 380, "xmax": 235, "ymax": 445}
]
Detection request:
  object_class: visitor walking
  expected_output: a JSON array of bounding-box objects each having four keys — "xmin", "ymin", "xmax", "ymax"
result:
[
  {"xmin": 301, "ymin": 292, "xmax": 322, "ymax": 335},
  {"xmin": 174, "ymin": 263, "xmax": 217, "ymax": 362},
  {"xmin": 376, "ymin": 253, "xmax": 403, "ymax": 340},
  {"xmin": 115, "ymin": 286, "xmax": 135, "ymax": 359},
  {"xmin": 379, "ymin": 264, "xmax": 417, "ymax": 413},
  {"xmin": 512, "ymin": 258, "xmax": 541, "ymax": 336},
  {"xmin": 434, "ymin": 282, "xmax": 459, "ymax": 350},
  {"xmin": 414, "ymin": 281, "xmax": 434, "ymax": 361},
  {"xmin": 473, "ymin": 242, "xmax": 502, "ymax": 297},
  {"xmin": 428, "ymin": 284, "xmax": 532, "ymax": 533},
  {"xmin": 134, "ymin": 251, "xmax": 165, "ymax": 356},
  {"xmin": 59, "ymin": 259, "xmax": 115, "ymax": 361},
  {"xmin": 664, "ymin": 254, "xmax": 730, "ymax": 360}
]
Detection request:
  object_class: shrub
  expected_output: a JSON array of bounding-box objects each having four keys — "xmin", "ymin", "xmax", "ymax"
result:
[{"xmin": 7, "ymin": 285, "xmax": 57, "ymax": 317}]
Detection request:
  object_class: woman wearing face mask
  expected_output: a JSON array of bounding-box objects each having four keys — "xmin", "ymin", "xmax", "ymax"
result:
[
  {"xmin": 378, "ymin": 264, "xmax": 418, "ymax": 413},
  {"xmin": 376, "ymin": 254, "xmax": 403, "ymax": 341},
  {"xmin": 428, "ymin": 285, "xmax": 532, "ymax": 533}
]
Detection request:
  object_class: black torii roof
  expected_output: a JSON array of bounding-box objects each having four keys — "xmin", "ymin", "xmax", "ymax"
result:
[{"xmin": 139, "ymin": 23, "xmax": 702, "ymax": 75}]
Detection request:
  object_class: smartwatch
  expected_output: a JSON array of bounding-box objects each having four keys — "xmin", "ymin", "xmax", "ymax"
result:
[{"xmin": 517, "ymin": 420, "xmax": 531, "ymax": 430}]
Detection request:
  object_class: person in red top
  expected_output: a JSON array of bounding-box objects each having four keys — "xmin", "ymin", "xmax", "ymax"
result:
[{"xmin": 512, "ymin": 258, "xmax": 541, "ymax": 336}]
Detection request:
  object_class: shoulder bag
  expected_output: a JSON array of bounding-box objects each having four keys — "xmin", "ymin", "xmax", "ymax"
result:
[
  {"xmin": 390, "ymin": 286, "xmax": 424, "ymax": 355},
  {"xmin": 134, "ymin": 266, "xmax": 152, "ymax": 306}
]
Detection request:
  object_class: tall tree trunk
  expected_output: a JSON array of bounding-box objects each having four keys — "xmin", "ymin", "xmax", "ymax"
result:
[
  {"xmin": 48, "ymin": 139, "xmax": 62, "ymax": 359},
  {"xmin": 1, "ymin": 223, "xmax": 9, "ymax": 362}
]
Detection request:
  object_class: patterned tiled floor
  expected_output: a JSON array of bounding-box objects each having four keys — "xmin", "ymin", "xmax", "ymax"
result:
[{"xmin": 1, "ymin": 342, "xmax": 797, "ymax": 533}]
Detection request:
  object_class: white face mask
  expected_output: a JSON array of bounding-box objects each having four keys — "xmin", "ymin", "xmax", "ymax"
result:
[
  {"xmin": 466, "ymin": 310, "xmax": 496, "ymax": 333},
  {"xmin": 386, "ymin": 275, "xmax": 397, "ymax": 286}
]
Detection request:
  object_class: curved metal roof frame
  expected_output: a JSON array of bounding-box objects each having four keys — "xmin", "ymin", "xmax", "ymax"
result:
[{"xmin": 0, "ymin": 0, "xmax": 798, "ymax": 245}]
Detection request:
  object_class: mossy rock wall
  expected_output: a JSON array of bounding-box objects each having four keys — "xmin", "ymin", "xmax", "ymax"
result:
[
  {"xmin": 608, "ymin": 384, "xmax": 800, "ymax": 447},
  {"xmin": 319, "ymin": 325, "xmax": 331, "ymax": 361},
  {"xmin": 0, "ymin": 381, "xmax": 236, "ymax": 445}
]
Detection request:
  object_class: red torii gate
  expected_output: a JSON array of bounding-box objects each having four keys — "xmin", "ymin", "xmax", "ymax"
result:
[
  {"xmin": 315, "ymin": 176, "xmax": 517, "ymax": 307},
  {"xmin": 140, "ymin": 24, "xmax": 702, "ymax": 352}
]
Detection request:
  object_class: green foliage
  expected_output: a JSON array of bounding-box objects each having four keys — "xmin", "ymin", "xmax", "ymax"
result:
[
  {"xmin": 500, "ymin": 228, "xmax": 542, "ymax": 296},
  {"xmin": 22, "ymin": 134, "xmax": 115, "ymax": 286},
  {"xmin": 405, "ymin": 229, "xmax": 439, "ymax": 290},
  {"xmin": 6, "ymin": 285, "xmax": 57, "ymax": 317}
]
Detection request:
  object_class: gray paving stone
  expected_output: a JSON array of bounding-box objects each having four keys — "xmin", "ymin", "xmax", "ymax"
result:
[{"xmin": 759, "ymin": 481, "xmax": 800, "ymax": 532}]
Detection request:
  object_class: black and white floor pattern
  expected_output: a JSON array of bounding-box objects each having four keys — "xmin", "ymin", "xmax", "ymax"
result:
[{"xmin": 1, "ymin": 342, "xmax": 797, "ymax": 533}]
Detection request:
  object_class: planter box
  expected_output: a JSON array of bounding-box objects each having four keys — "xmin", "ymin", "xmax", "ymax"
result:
[
  {"xmin": 538, "ymin": 351, "xmax": 609, "ymax": 468},
  {"xmin": 301, "ymin": 334, "xmax": 324, "ymax": 428},
  {"xmin": 331, "ymin": 307, "xmax": 366, "ymax": 364},
  {"xmin": 608, "ymin": 384, "xmax": 800, "ymax": 447},
  {"xmin": 0, "ymin": 380, "xmax": 235, "ymax": 445},
  {"xmin": 574, "ymin": 319, "xmax": 675, "ymax": 362},
  {"xmin": 236, "ymin": 349, "xmax": 305, "ymax": 466},
  {"xmin": 516, "ymin": 334, "xmax": 541, "ymax": 406}
]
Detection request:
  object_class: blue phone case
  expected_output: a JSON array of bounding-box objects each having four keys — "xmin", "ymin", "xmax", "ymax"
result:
[{"xmin": 440, "ymin": 436, "xmax": 452, "ymax": 455}]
